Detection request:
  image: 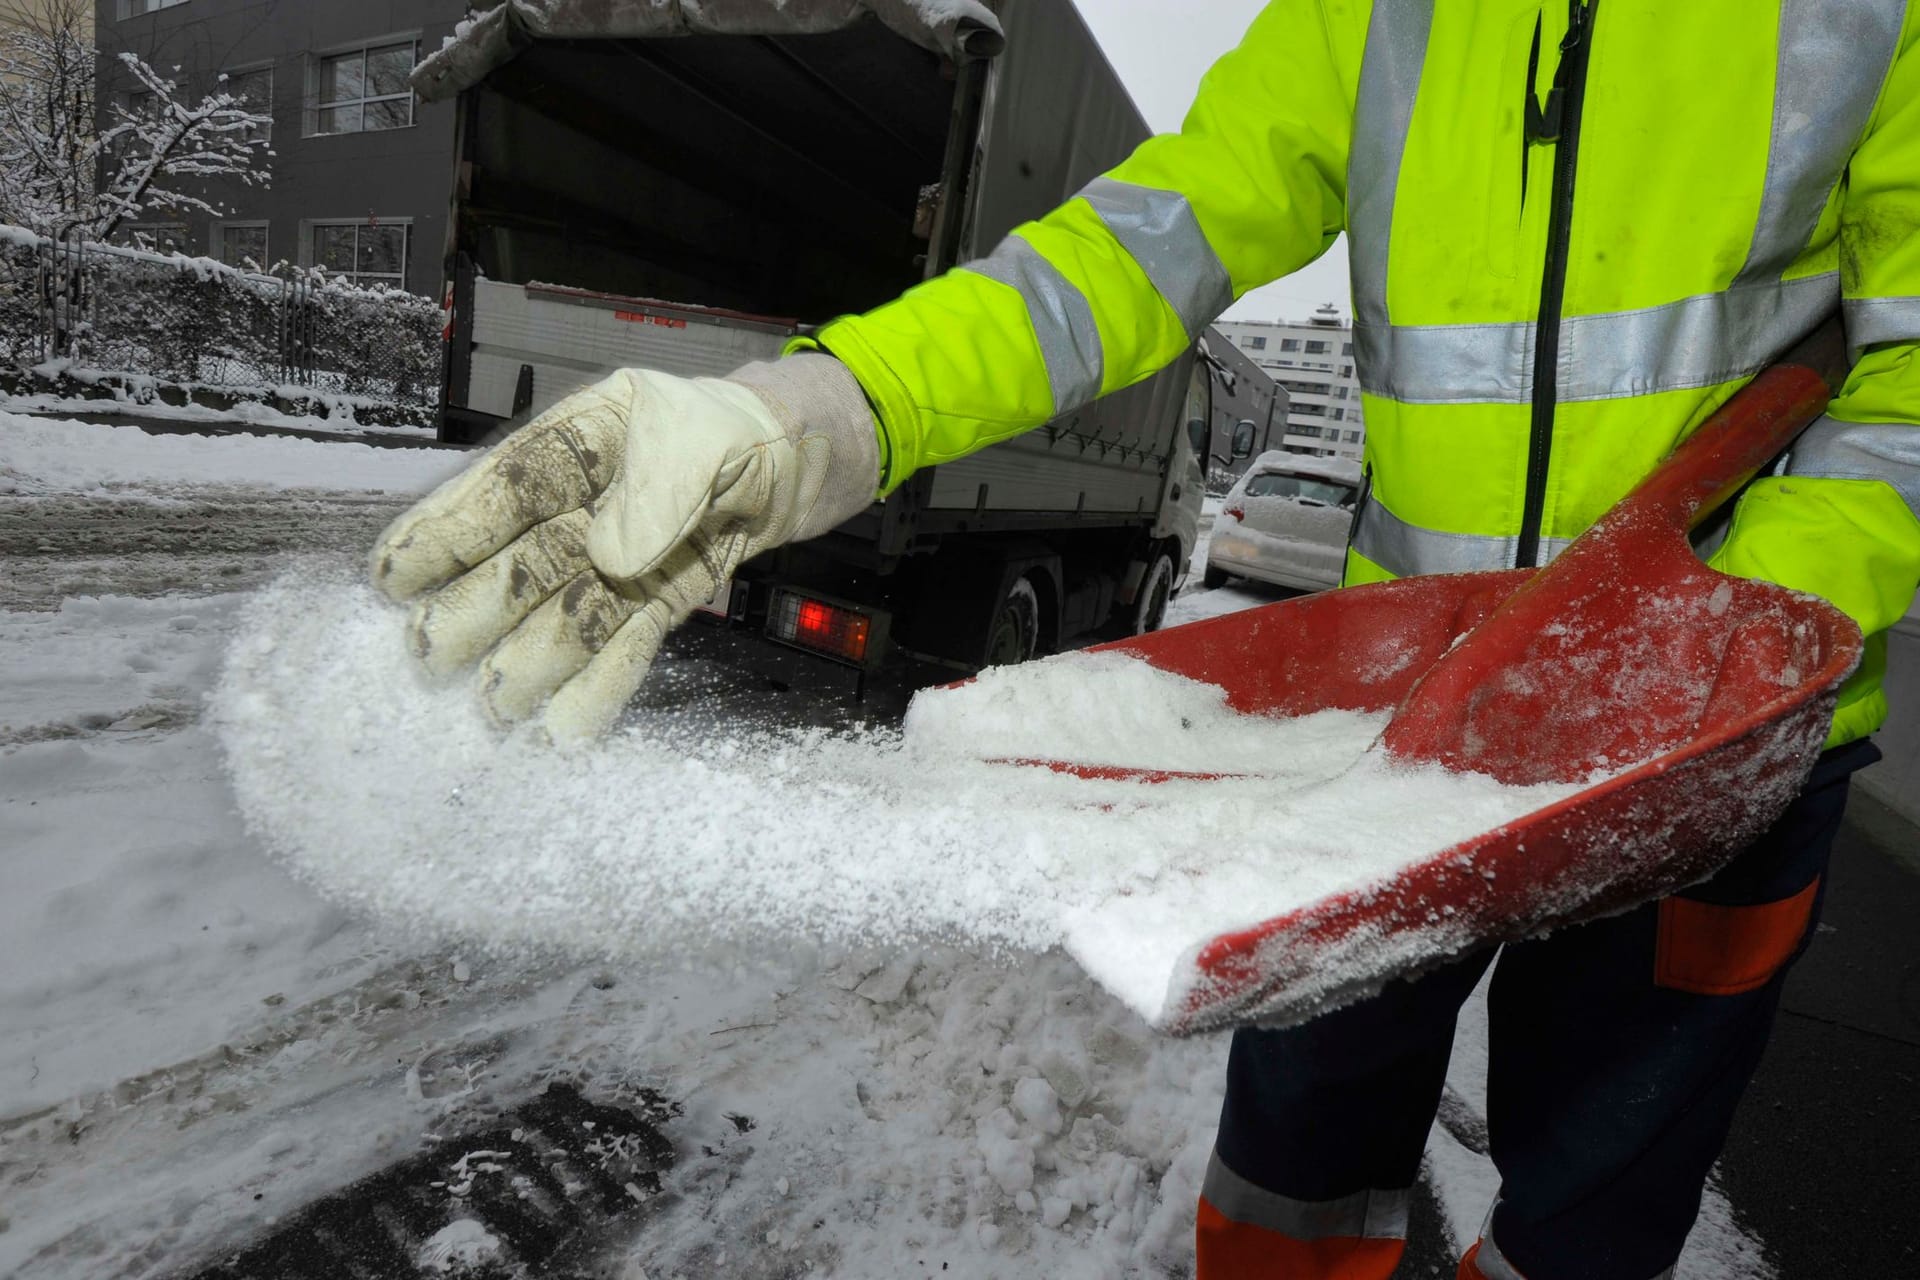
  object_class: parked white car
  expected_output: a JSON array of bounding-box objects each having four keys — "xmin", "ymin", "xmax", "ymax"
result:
[{"xmin": 1203, "ymin": 452, "xmax": 1363, "ymax": 593}]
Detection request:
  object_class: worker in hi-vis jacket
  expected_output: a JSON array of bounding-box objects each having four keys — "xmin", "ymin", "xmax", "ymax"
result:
[{"xmin": 373, "ymin": 2, "xmax": 1920, "ymax": 1276}]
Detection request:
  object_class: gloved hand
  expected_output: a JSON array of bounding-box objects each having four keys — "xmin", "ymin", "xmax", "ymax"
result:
[{"xmin": 370, "ymin": 354, "xmax": 880, "ymax": 740}]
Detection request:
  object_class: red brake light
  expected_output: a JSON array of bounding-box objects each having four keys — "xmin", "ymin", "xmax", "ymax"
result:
[
  {"xmin": 769, "ymin": 591, "xmax": 871, "ymax": 663},
  {"xmin": 1224, "ymin": 505, "xmax": 1246, "ymax": 522}
]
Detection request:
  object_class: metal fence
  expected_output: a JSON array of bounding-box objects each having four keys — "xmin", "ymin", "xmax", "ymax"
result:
[{"xmin": 0, "ymin": 227, "xmax": 442, "ymax": 412}]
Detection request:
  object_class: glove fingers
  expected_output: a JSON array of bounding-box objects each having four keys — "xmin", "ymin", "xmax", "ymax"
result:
[
  {"xmin": 476, "ymin": 569, "xmax": 639, "ymax": 727},
  {"xmin": 405, "ymin": 507, "xmax": 595, "ymax": 677},
  {"xmin": 541, "ymin": 528, "xmax": 746, "ymax": 740},
  {"xmin": 372, "ymin": 395, "xmax": 625, "ymax": 601},
  {"xmin": 541, "ymin": 596, "xmax": 677, "ymax": 742}
]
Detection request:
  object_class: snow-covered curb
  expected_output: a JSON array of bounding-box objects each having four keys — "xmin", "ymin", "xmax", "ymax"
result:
[{"xmin": 0, "ymin": 410, "xmax": 468, "ymax": 496}]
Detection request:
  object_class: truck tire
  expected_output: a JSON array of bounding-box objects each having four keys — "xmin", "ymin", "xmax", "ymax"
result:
[
  {"xmin": 986, "ymin": 576, "xmax": 1041, "ymax": 667},
  {"xmin": 1202, "ymin": 564, "xmax": 1229, "ymax": 590},
  {"xmin": 1133, "ymin": 551, "xmax": 1176, "ymax": 635}
]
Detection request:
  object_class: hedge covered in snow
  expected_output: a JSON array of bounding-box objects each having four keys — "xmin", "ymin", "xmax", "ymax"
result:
[{"xmin": 0, "ymin": 225, "xmax": 442, "ymax": 420}]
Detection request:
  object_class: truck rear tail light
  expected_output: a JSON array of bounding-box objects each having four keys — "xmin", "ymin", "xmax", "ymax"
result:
[
  {"xmin": 768, "ymin": 590, "xmax": 871, "ymax": 664},
  {"xmin": 1224, "ymin": 505, "xmax": 1245, "ymax": 522}
]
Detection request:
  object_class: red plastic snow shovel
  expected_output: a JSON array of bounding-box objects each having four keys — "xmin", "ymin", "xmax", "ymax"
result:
[{"xmin": 1079, "ymin": 318, "xmax": 1863, "ymax": 1035}]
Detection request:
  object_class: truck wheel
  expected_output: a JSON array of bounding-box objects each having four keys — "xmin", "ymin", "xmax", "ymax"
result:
[
  {"xmin": 986, "ymin": 576, "xmax": 1041, "ymax": 667},
  {"xmin": 1202, "ymin": 564, "xmax": 1229, "ymax": 590},
  {"xmin": 1134, "ymin": 552, "xmax": 1176, "ymax": 634}
]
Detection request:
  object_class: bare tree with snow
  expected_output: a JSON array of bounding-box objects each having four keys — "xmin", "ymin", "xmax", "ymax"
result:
[{"xmin": 0, "ymin": 0, "xmax": 270, "ymax": 244}]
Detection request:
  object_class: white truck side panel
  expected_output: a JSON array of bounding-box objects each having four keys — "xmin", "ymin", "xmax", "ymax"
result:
[{"xmin": 467, "ymin": 280, "xmax": 791, "ymax": 420}]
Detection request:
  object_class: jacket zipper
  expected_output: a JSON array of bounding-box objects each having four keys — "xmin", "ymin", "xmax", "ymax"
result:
[{"xmin": 1518, "ymin": 0, "xmax": 1597, "ymax": 569}]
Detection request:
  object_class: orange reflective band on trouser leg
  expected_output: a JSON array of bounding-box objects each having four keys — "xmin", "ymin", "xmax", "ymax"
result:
[
  {"xmin": 1653, "ymin": 878, "xmax": 1820, "ymax": 996},
  {"xmin": 1198, "ymin": 1197, "xmax": 1407, "ymax": 1279},
  {"xmin": 1458, "ymin": 1239, "xmax": 1523, "ymax": 1280}
]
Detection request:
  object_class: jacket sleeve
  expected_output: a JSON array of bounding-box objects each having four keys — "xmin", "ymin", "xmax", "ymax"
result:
[
  {"xmin": 1708, "ymin": 12, "xmax": 1920, "ymax": 745},
  {"xmin": 792, "ymin": 0, "xmax": 1365, "ymax": 493}
]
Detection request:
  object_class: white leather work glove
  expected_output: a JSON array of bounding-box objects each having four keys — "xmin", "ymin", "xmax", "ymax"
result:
[{"xmin": 370, "ymin": 354, "xmax": 880, "ymax": 740}]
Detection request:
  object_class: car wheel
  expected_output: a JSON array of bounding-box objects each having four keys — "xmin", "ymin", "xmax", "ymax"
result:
[
  {"xmin": 1202, "ymin": 564, "xmax": 1229, "ymax": 590},
  {"xmin": 985, "ymin": 576, "xmax": 1041, "ymax": 667},
  {"xmin": 1134, "ymin": 551, "xmax": 1176, "ymax": 634}
]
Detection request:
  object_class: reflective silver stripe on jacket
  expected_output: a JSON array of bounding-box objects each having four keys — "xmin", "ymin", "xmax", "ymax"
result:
[
  {"xmin": 1078, "ymin": 177, "xmax": 1235, "ymax": 338},
  {"xmin": 1845, "ymin": 295, "xmax": 1920, "ymax": 350},
  {"xmin": 1785, "ymin": 414, "xmax": 1920, "ymax": 516},
  {"xmin": 1347, "ymin": 0, "xmax": 1435, "ymax": 328},
  {"xmin": 1732, "ymin": 0, "xmax": 1907, "ymax": 285},
  {"xmin": 1356, "ymin": 274, "xmax": 1837, "ymax": 405},
  {"xmin": 1351, "ymin": 493, "xmax": 1573, "ymax": 576},
  {"xmin": 1346, "ymin": 0, "xmax": 1904, "ymax": 404},
  {"xmin": 1201, "ymin": 1152, "xmax": 1409, "ymax": 1241},
  {"xmin": 960, "ymin": 234, "xmax": 1104, "ymax": 415}
]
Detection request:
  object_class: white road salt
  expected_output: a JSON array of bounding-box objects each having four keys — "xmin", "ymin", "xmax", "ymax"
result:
[{"xmin": 212, "ymin": 572, "xmax": 1579, "ymax": 1027}]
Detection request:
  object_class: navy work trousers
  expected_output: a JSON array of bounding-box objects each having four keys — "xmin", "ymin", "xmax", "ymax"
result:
[{"xmin": 1199, "ymin": 741, "xmax": 1877, "ymax": 1280}]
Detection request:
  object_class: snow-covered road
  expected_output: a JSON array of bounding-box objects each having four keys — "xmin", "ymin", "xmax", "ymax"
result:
[{"xmin": 0, "ymin": 412, "xmax": 1774, "ymax": 1278}]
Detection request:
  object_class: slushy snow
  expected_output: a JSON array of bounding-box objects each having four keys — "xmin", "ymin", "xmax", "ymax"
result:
[{"xmin": 213, "ymin": 575, "xmax": 1579, "ymax": 1026}]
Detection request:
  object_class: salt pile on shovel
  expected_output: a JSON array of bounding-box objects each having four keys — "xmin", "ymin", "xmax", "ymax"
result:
[{"xmin": 993, "ymin": 319, "xmax": 1862, "ymax": 1033}]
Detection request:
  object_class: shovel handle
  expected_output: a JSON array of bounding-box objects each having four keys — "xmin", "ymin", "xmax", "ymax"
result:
[{"xmin": 1623, "ymin": 313, "xmax": 1847, "ymax": 536}]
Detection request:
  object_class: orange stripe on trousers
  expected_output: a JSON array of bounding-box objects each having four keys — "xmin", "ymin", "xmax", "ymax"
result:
[
  {"xmin": 1196, "ymin": 1197, "xmax": 1406, "ymax": 1279},
  {"xmin": 1654, "ymin": 878, "xmax": 1820, "ymax": 996}
]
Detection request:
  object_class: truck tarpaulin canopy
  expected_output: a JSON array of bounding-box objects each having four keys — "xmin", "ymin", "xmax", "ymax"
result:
[{"xmin": 414, "ymin": 0, "xmax": 1006, "ymax": 102}]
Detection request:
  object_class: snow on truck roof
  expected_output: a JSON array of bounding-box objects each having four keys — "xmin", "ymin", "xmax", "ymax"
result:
[
  {"xmin": 1245, "ymin": 450, "xmax": 1364, "ymax": 485},
  {"xmin": 414, "ymin": 0, "xmax": 1006, "ymax": 103}
]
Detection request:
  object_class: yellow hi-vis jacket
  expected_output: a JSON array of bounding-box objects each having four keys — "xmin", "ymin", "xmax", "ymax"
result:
[{"xmin": 795, "ymin": 0, "xmax": 1920, "ymax": 749}]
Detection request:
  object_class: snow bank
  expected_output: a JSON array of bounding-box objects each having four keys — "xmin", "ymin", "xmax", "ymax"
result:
[
  {"xmin": 213, "ymin": 573, "xmax": 1578, "ymax": 1026},
  {"xmin": 0, "ymin": 410, "xmax": 467, "ymax": 496}
]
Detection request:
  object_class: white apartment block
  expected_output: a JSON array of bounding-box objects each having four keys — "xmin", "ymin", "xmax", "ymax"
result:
[{"xmin": 1213, "ymin": 304, "xmax": 1365, "ymax": 462}]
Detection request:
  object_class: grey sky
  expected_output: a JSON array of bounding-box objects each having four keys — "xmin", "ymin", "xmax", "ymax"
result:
[{"xmin": 1070, "ymin": 0, "xmax": 1352, "ymax": 324}]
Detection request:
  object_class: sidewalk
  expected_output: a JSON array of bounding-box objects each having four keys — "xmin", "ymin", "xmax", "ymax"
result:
[{"xmin": 1715, "ymin": 787, "xmax": 1920, "ymax": 1276}]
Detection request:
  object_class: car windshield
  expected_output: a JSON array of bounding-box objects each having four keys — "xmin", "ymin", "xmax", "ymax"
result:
[{"xmin": 1243, "ymin": 472, "xmax": 1355, "ymax": 507}]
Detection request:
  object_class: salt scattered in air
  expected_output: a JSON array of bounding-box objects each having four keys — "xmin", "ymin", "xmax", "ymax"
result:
[{"xmin": 213, "ymin": 570, "xmax": 1579, "ymax": 1026}]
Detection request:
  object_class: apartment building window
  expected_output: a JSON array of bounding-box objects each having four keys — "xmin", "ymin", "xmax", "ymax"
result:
[
  {"xmin": 1293, "ymin": 402, "xmax": 1328, "ymax": 417},
  {"xmin": 224, "ymin": 67, "xmax": 273, "ymax": 142},
  {"xmin": 307, "ymin": 218, "xmax": 409, "ymax": 287},
  {"xmin": 218, "ymin": 222, "xmax": 269, "ymax": 270},
  {"xmin": 1291, "ymin": 424, "xmax": 1322, "ymax": 438},
  {"xmin": 1331, "ymin": 408, "xmax": 1345, "ymax": 422},
  {"xmin": 1346, "ymin": 430, "xmax": 1364, "ymax": 443},
  {"xmin": 1305, "ymin": 339, "xmax": 1330, "ymax": 354},
  {"xmin": 1335, "ymin": 386, "xmax": 1349, "ymax": 399},
  {"xmin": 309, "ymin": 40, "xmax": 417, "ymax": 135},
  {"xmin": 125, "ymin": 223, "xmax": 189, "ymax": 253},
  {"xmin": 1342, "ymin": 342, "xmax": 1354, "ymax": 356},
  {"xmin": 1280, "ymin": 338, "xmax": 1301, "ymax": 352},
  {"xmin": 120, "ymin": 0, "xmax": 189, "ymax": 17},
  {"xmin": 1245, "ymin": 335, "xmax": 1267, "ymax": 350}
]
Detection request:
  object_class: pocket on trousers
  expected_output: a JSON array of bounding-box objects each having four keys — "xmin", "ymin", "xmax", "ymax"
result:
[{"xmin": 1654, "ymin": 879, "xmax": 1821, "ymax": 996}]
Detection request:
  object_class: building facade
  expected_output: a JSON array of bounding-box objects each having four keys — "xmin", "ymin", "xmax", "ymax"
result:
[
  {"xmin": 93, "ymin": 0, "xmax": 465, "ymax": 296},
  {"xmin": 1213, "ymin": 304, "xmax": 1365, "ymax": 463},
  {"xmin": 2, "ymin": 0, "xmax": 93, "ymax": 35}
]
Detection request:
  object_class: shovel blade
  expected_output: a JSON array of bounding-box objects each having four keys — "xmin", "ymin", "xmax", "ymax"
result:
[{"xmin": 1084, "ymin": 568, "xmax": 1858, "ymax": 1035}]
